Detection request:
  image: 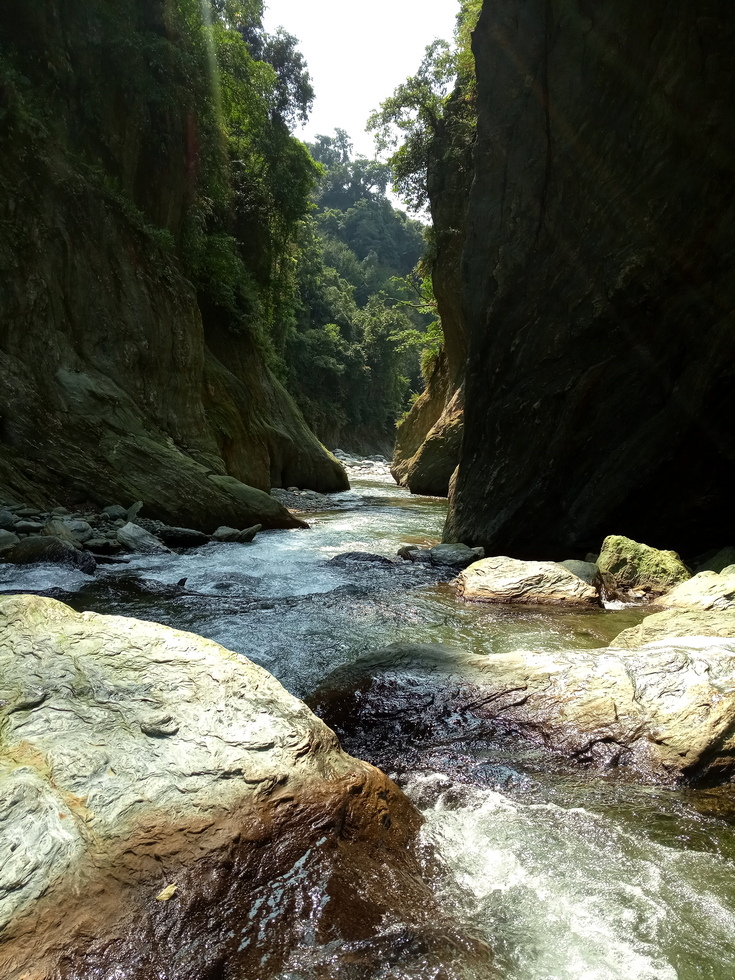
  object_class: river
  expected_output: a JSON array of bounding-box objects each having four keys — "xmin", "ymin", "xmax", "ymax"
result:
[{"xmin": 4, "ymin": 463, "xmax": 735, "ymax": 979}]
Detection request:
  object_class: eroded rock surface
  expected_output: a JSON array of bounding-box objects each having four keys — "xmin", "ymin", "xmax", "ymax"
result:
[
  {"xmin": 612, "ymin": 609, "xmax": 735, "ymax": 647},
  {"xmin": 658, "ymin": 570, "xmax": 735, "ymax": 611},
  {"xmin": 0, "ymin": 596, "xmax": 485, "ymax": 979},
  {"xmin": 457, "ymin": 555, "xmax": 600, "ymax": 605},
  {"xmin": 313, "ymin": 640, "xmax": 735, "ymax": 786}
]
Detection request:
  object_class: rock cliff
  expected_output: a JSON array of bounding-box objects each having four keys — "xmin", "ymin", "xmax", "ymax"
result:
[
  {"xmin": 390, "ymin": 89, "xmax": 473, "ymax": 497},
  {"xmin": 446, "ymin": 0, "xmax": 735, "ymax": 556},
  {"xmin": 0, "ymin": 1, "xmax": 347, "ymax": 530}
]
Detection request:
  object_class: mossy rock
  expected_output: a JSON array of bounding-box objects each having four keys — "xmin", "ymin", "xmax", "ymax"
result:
[{"xmin": 597, "ymin": 535, "xmax": 690, "ymax": 599}]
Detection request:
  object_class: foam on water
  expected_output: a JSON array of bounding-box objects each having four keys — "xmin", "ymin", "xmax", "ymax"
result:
[{"xmin": 406, "ymin": 774, "xmax": 735, "ymax": 980}]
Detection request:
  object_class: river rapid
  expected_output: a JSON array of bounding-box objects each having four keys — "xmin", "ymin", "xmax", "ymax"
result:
[{"xmin": 4, "ymin": 463, "xmax": 735, "ymax": 980}]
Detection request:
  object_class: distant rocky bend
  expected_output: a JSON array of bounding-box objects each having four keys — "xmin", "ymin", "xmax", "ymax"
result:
[
  {"xmin": 0, "ymin": 2, "xmax": 347, "ymax": 531},
  {"xmin": 445, "ymin": 0, "xmax": 735, "ymax": 557}
]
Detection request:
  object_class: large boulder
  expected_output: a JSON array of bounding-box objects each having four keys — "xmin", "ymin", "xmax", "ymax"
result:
[
  {"xmin": 0, "ymin": 596, "xmax": 488, "ymax": 979},
  {"xmin": 457, "ymin": 555, "xmax": 600, "ymax": 605},
  {"xmin": 313, "ymin": 640, "xmax": 735, "ymax": 785},
  {"xmin": 612, "ymin": 609, "xmax": 735, "ymax": 648},
  {"xmin": 596, "ymin": 535, "xmax": 690, "ymax": 599},
  {"xmin": 657, "ymin": 570, "xmax": 735, "ymax": 611}
]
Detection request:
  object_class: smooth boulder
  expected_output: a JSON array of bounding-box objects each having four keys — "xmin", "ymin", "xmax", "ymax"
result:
[
  {"xmin": 313, "ymin": 640, "xmax": 735, "ymax": 785},
  {"xmin": 0, "ymin": 596, "xmax": 482, "ymax": 979},
  {"xmin": 597, "ymin": 535, "xmax": 690, "ymax": 599},
  {"xmin": 457, "ymin": 555, "xmax": 600, "ymax": 605}
]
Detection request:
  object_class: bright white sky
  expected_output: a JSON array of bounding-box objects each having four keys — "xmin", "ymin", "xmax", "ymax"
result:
[{"xmin": 262, "ymin": 0, "xmax": 459, "ymax": 160}]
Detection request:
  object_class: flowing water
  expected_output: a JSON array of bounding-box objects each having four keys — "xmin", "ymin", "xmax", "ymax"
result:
[{"xmin": 4, "ymin": 463, "xmax": 735, "ymax": 979}]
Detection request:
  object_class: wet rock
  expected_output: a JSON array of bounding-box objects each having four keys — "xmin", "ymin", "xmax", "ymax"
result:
[
  {"xmin": 457, "ymin": 555, "xmax": 600, "ymax": 606},
  {"xmin": 236, "ymin": 524, "xmax": 261, "ymax": 543},
  {"xmin": 657, "ymin": 570, "xmax": 735, "ymax": 611},
  {"xmin": 597, "ymin": 535, "xmax": 691, "ymax": 599},
  {"xmin": 116, "ymin": 522, "xmax": 170, "ymax": 553},
  {"xmin": 1, "ymin": 536, "xmax": 96, "ymax": 573},
  {"xmin": 429, "ymin": 542, "xmax": 484, "ymax": 568},
  {"xmin": 157, "ymin": 526, "xmax": 211, "ymax": 548},
  {"xmin": 329, "ymin": 552, "xmax": 395, "ymax": 567},
  {"xmin": 0, "ymin": 509, "xmax": 16, "ymax": 530},
  {"xmin": 0, "ymin": 529, "xmax": 20, "ymax": 551},
  {"xmin": 313, "ymin": 639, "xmax": 735, "ymax": 785},
  {"xmin": 397, "ymin": 545, "xmax": 433, "ymax": 563},
  {"xmin": 612, "ymin": 609, "xmax": 735, "ymax": 648},
  {"xmin": 0, "ymin": 596, "xmax": 484, "ymax": 979},
  {"xmin": 212, "ymin": 525, "xmax": 241, "ymax": 542},
  {"xmin": 84, "ymin": 537, "xmax": 124, "ymax": 555}
]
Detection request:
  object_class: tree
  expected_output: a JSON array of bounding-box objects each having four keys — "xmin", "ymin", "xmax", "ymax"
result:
[{"xmin": 367, "ymin": 0, "xmax": 481, "ymax": 213}]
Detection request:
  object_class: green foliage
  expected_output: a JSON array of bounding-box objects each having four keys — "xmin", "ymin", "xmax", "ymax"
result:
[
  {"xmin": 367, "ymin": 0, "xmax": 481, "ymax": 213},
  {"xmin": 281, "ymin": 133, "xmax": 438, "ymax": 441}
]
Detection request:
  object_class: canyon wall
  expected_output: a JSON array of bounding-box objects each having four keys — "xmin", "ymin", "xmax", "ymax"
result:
[
  {"xmin": 446, "ymin": 0, "xmax": 735, "ymax": 557},
  {"xmin": 0, "ymin": 0, "xmax": 346, "ymax": 530}
]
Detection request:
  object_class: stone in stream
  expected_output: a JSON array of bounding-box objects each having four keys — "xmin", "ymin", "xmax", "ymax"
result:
[
  {"xmin": 329, "ymin": 551, "xmax": 395, "ymax": 567},
  {"xmin": 116, "ymin": 521, "xmax": 170, "ymax": 553},
  {"xmin": 457, "ymin": 555, "xmax": 601, "ymax": 606},
  {"xmin": 429, "ymin": 543, "xmax": 484, "ymax": 568},
  {"xmin": 596, "ymin": 535, "xmax": 691, "ymax": 600},
  {"xmin": 611, "ymin": 609, "xmax": 735, "ymax": 647},
  {"xmin": 312, "ymin": 640, "xmax": 735, "ymax": 786},
  {"xmin": 656, "ymin": 570, "xmax": 735, "ymax": 611},
  {"xmin": 0, "ymin": 529, "xmax": 20, "ymax": 551},
  {"xmin": 0, "ymin": 595, "xmax": 491, "ymax": 980},
  {"xmin": 0, "ymin": 509, "xmax": 16, "ymax": 530},
  {"xmin": 1, "ymin": 535, "xmax": 96, "ymax": 573},
  {"xmin": 157, "ymin": 525, "xmax": 211, "ymax": 548},
  {"xmin": 559, "ymin": 559, "xmax": 602, "ymax": 589}
]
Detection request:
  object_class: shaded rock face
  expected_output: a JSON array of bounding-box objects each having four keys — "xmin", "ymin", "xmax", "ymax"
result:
[
  {"xmin": 313, "ymin": 640, "xmax": 735, "ymax": 786},
  {"xmin": 391, "ymin": 359, "xmax": 464, "ymax": 497},
  {"xmin": 391, "ymin": 88, "xmax": 473, "ymax": 498},
  {"xmin": 0, "ymin": 596, "xmax": 491, "ymax": 979},
  {"xmin": 0, "ymin": 1, "xmax": 347, "ymax": 529},
  {"xmin": 446, "ymin": 0, "xmax": 735, "ymax": 557}
]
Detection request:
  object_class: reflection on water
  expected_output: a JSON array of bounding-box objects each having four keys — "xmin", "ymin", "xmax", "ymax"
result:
[{"xmin": 3, "ymin": 467, "xmax": 735, "ymax": 979}]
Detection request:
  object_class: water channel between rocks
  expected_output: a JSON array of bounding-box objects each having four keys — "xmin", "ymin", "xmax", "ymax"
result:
[{"xmin": 3, "ymin": 465, "xmax": 735, "ymax": 980}]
